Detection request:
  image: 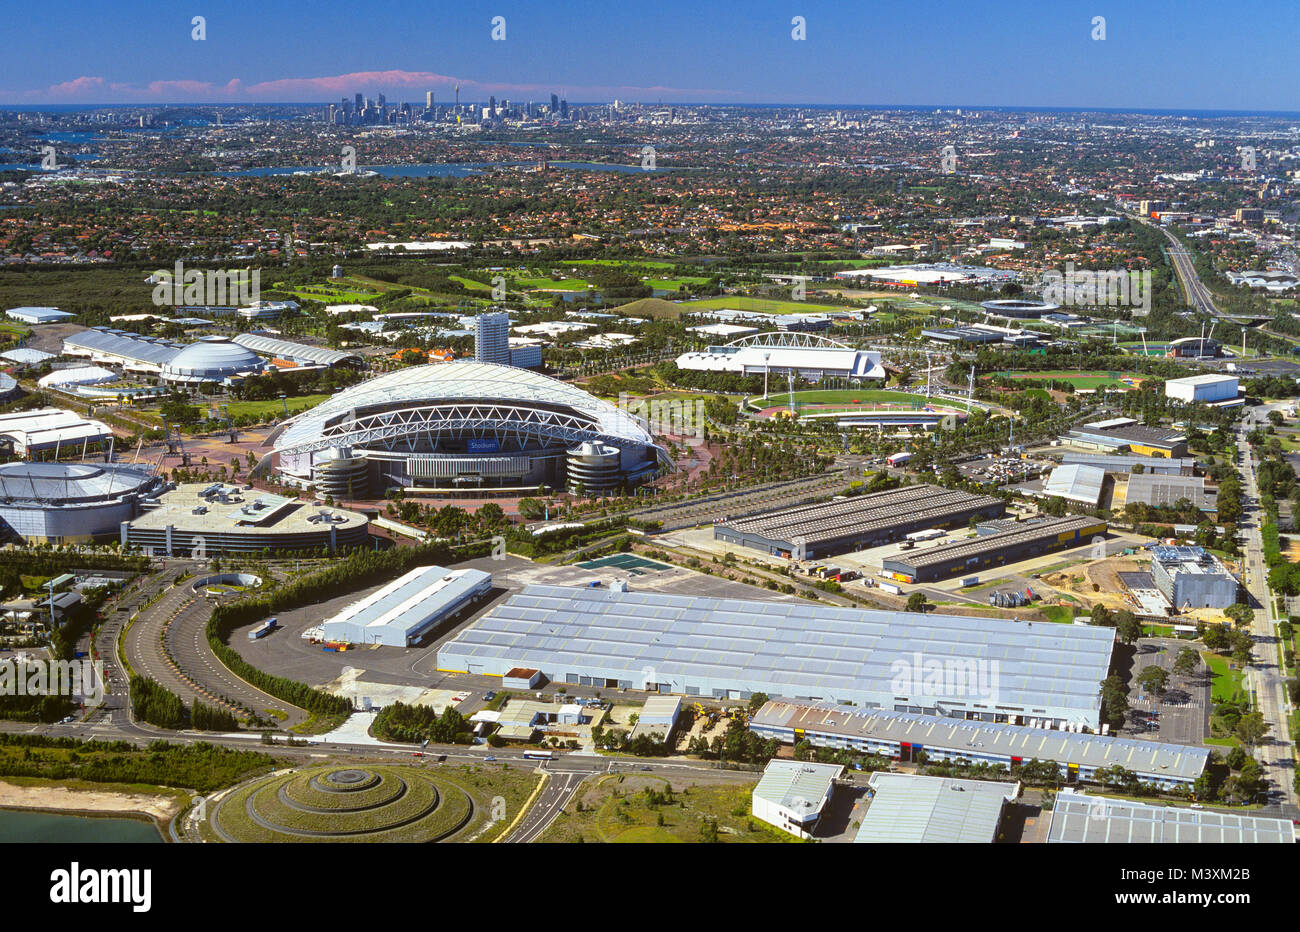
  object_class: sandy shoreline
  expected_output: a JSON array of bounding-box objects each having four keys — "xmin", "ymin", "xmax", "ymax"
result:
[{"xmin": 0, "ymin": 779, "xmax": 181, "ymax": 826}]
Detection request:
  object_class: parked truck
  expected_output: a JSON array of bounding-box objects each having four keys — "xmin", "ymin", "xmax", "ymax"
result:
[
  {"xmin": 879, "ymin": 582, "xmax": 903, "ymax": 596},
  {"xmin": 248, "ymin": 617, "xmax": 279, "ymax": 640}
]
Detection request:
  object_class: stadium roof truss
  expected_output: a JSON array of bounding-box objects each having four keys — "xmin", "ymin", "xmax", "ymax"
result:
[{"xmin": 726, "ymin": 331, "xmax": 850, "ymax": 348}]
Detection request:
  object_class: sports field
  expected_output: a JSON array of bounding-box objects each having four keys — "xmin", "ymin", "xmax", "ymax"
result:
[
  {"xmin": 994, "ymin": 370, "xmax": 1145, "ymax": 390},
  {"xmin": 682, "ymin": 296, "xmax": 847, "ymax": 315}
]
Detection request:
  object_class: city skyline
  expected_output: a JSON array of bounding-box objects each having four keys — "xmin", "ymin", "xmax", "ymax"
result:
[{"xmin": 3, "ymin": 0, "xmax": 1299, "ymax": 110}]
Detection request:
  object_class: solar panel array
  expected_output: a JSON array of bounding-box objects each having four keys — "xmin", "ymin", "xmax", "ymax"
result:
[{"xmin": 1048, "ymin": 792, "xmax": 1295, "ymax": 843}]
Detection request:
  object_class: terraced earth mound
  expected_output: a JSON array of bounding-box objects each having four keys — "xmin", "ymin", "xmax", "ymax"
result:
[{"xmin": 205, "ymin": 765, "xmax": 481, "ymax": 843}]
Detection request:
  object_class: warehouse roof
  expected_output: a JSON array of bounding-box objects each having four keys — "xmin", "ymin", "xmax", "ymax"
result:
[
  {"xmin": 0, "ymin": 348, "xmax": 57, "ymax": 365},
  {"xmin": 231, "ymin": 332, "xmax": 362, "ymax": 367},
  {"xmin": 322, "ymin": 565, "xmax": 490, "ymax": 641},
  {"xmin": 1048, "ymin": 791, "xmax": 1296, "ymax": 843},
  {"xmin": 718, "ymin": 484, "xmax": 1003, "ymax": 548},
  {"xmin": 1165, "ymin": 373, "xmax": 1237, "ymax": 388},
  {"xmin": 886, "ymin": 516, "xmax": 1105, "ymax": 573},
  {"xmin": 441, "ymin": 586, "xmax": 1116, "ymax": 719},
  {"xmin": 1125, "ymin": 473, "xmax": 1217, "ymax": 511},
  {"xmin": 1060, "ymin": 452, "xmax": 1198, "ymax": 474},
  {"xmin": 751, "ymin": 701, "xmax": 1210, "ymax": 782},
  {"xmin": 63, "ymin": 327, "xmax": 184, "ymax": 367},
  {"xmin": 0, "ymin": 407, "xmax": 114, "ymax": 451},
  {"xmin": 855, "ymin": 772, "xmax": 1018, "ymax": 843},
  {"xmin": 1043, "ymin": 464, "xmax": 1107, "ymax": 505},
  {"xmin": 754, "ymin": 760, "xmax": 844, "ymax": 815}
]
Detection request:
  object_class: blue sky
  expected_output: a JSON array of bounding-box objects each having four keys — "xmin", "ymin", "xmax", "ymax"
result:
[{"xmin": 2, "ymin": 0, "xmax": 1296, "ymax": 110}]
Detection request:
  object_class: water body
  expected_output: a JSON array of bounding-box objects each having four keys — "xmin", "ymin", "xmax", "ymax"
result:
[{"xmin": 0, "ymin": 808, "xmax": 162, "ymax": 843}]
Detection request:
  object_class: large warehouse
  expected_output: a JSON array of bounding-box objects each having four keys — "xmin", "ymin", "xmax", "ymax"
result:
[
  {"xmin": 714, "ymin": 484, "xmax": 1005, "ymax": 559},
  {"xmin": 1164, "ymin": 373, "xmax": 1239, "ymax": 404},
  {"xmin": 0, "ymin": 461, "xmax": 164, "ymax": 544},
  {"xmin": 1064, "ymin": 418, "xmax": 1188, "ymax": 458},
  {"xmin": 269, "ymin": 361, "xmax": 670, "ymax": 495},
  {"xmin": 1124, "ymin": 473, "xmax": 1217, "ymax": 512},
  {"xmin": 749, "ymin": 701, "xmax": 1209, "ymax": 789},
  {"xmin": 854, "ymin": 773, "xmax": 1018, "ymax": 844},
  {"xmin": 437, "ymin": 585, "xmax": 1118, "ymax": 729},
  {"xmin": 881, "ymin": 515, "xmax": 1107, "ymax": 583},
  {"xmin": 320, "ymin": 565, "xmax": 492, "ymax": 647},
  {"xmin": 123, "ymin": 483, "xmax": 369, "ymax": 555}
]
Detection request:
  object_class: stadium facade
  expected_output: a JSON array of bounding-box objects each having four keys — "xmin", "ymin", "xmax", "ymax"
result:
[
  {"xmin": 270, "ymin": 361, "xmax": 670, "ymax": 494},
  {"xmin": 0, "ymin": 461, "xmax": 165, "ymax": 543}
]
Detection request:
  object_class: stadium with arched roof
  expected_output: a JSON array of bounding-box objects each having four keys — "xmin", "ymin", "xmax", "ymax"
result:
[{"xmin": 268, "ymin": 361, "xmax": 670, "ymax": 495}]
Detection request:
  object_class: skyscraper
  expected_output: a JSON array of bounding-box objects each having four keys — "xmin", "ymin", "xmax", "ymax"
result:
[
  {"xmin": 354, "ymin": 93, "xmax": 363, "ymax": 113},
  {"xmin": 425, "ymin": 90, "xmax": 434, "ymax": 109},
  {"xmin": 474, "ymin": 312, "xmax": 511, "ymax": 365},
  {"xmin": 560, "ymin": 98, "xmax": 568, "ymax": 118},
  {"xmin": 550, "ymin": 93, "xmax": 559, "ymax": 113}
]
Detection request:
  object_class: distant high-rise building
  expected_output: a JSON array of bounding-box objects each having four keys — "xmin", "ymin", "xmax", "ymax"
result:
[
  {"xmin": 550, "ymin": 93, "xmax": 559, "ymax": 113},
  {"xmin": 425, "ymin": 90, "xmax": 434, "ymax": 109},
  {"xmin": 560, "ymin": 98, "xmax": 568, "ymax": 118},
  {"xmin": 355, "ymin": 93, "xmax": 363, "ymax": 113},
  {"xmin": 474, "ymin": 312, "xmax": 511, "ymax": 365}
]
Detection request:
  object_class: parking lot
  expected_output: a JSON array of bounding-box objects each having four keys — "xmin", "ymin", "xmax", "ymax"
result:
[
  {"xmin": 228, "ymin": 552, "xmax": 796, "ymax": 717},
  {"xmin": 1119, "ymin": 637, "xmax": 1210, "ymax": 746}
]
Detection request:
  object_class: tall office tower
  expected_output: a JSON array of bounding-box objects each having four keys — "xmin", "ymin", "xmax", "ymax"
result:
[
  {"xmin": 560, "ymin": 98, "xmax": 568, "ymax": 118},
  {"xmin": 425, "ymin": 90, "xmax": 434, "ymax": 109},
  {"xmin": 377, "ymin": 93, "xmax": 386, "ymax": 109},
  {"xmin": 550, "ymin": 93, "xmax": 559, "ymax": 113},
  {"xmin": 489, "ymin": 95, "xmax": 497, "ymax": 118},
  {"xmin": 341, "ymin": 97, "xmax": 350, "ymax": 115},
  {"xmin": 354, "ymin": 93, "xmax": 363, "ymax": 113},
  {"xmin": 327, "ymin": 104, "xmax": 336, "ymax": 123},
  {"xmin": 473, "ymin": 312, "xmax": 511, "ymax": 365}
]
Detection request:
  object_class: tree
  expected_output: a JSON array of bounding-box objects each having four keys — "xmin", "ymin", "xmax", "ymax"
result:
[
  {"xmin": 1089, "ymin": 603, "xmax": 1113, "ymax": 627},
  {"xmin": 1202, "ymin": 624, "xmax": 1230, "ymax": 652},
  {"xmin": 1136, "ymin": 665, "xmax": 1169, "ymax": 701},
  {"xmin": 1114, "ymin": 609, "xmax": 1142, "ymax": 645},
  {"xmin": 1099, "ymin": 675, "xmax": 1129, "ymax": 730},
  {"xmin": 1172, "ymin": 648, "xmax": 1200, "ymax": 678},
  {"xmin": 1235, "ymin": 711, "xmax": 1270, "ymax": 750},
  {"xmin": 906, "ymin": 592, "xmax": 928, "ymax": 613}
]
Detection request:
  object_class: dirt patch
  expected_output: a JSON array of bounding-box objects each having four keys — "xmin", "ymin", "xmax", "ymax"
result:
[{"xmin": 1038, "ymin": 557, "xmax": 1145, "ymax": 611}]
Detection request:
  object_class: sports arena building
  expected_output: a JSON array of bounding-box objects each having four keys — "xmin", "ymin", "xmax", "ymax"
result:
[
  {"xmin": 62, "ymin": 329, "xmax": 267, "ymax": 384},
  {"xmin": 0, "ymin": 461, "xmax": 165, "ymax": 543},
  {"xmin": 675, "ymin": 332, "xmax": 885, "ymax": 383},
  {"xmin": 269, "ymin": 361, "xmax": 670, "ymax": 495}
]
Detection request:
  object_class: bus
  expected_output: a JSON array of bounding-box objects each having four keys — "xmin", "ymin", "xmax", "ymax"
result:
[{"xmin": 522, "ymin": 750, "xmax": 556, "ymax": 761}]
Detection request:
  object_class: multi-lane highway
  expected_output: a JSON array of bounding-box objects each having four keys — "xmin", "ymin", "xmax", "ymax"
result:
[{"xmin": 1237, "ymin": 407, "xmax": 1298, "ymax": 815}]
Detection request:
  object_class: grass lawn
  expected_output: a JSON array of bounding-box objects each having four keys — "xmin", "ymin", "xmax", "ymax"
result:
[
  {"xmin": 225, "ymin": 394, "xmax": 331, "ymax": 419},
  {"xmin": 540, "ymin": 773, "xmax": 797, "ymax": 844},
  {"xmin": 647, "ymin": 277, "xmax": 711, "ymax": 291},
  {"xmin": 683, "ymin": 295, "xmax": 848, "ymax": 315},
  {"xmin": 994, "ymin": 370, "xmax": 1144, "ymax": 390},
  {"xmin": 449, "ymin": 275, "xmax": 493, "ymax": 292},
  {"xmin": 1201, "ymin": 650, "xmax": 1247, "ymax": 703},
  {"xmin": 1040, "ymin": 605, "xmax": 1076, "ymax": 624},
  {"xmin": 568, "ymin": 259, "xmax": 676, "ymax": 270},
  {"xmin": 747, "ymin": 389, "xmax": 977, "ymax": 412},
  {"xmin": 511, "ymin": 275, "xmax": 591, "ymax": 291}
]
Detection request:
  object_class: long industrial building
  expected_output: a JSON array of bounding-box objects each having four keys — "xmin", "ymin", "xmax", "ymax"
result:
[
  {"xmin": 62, "ymin": 328, "xmax": 267, "ymax": 384},
  {"xmin": 750, "ymin": 701, "xmax": 1209, "ymax": 789},
  {"xmin": 123, "ymin": 483, "xmax": 369, "ymax": 555},
  {"xmin": 714, "ymin": 484, "xmax": 1005, "ymax": 559},
  {"xmin": 437, "ymin": 585, "xmax": 1117, "ymax": 728},
  {"xmin": 880, "ymin": 515, "xmax": 1107, "ymax": 583},
  {"xmin": 231, "ymin": 332, "xmax": 363, "ymax": 369},
  {"xmin": 1048, "ymin": 791, "xmax": 1295, "ymax": 843},
  {"xmin": 675, "ymin": 333, "xmax": 885, "ymax": 382},
  {"xmin": 854, "ymin": 773, "xmax": 1019, "ymax": 843},
  {"xmin": 1063, "ymin": 418, "xmax": 1188, "ymax": 458},
  {"xmin": 320, "ymin": 565, "xmax": 492, "ymax": 647},
  {"xmin": 271, "ymin": 361, "xmax": 669, "ymax": 495},
  {"xmin": 1124, "ymin": 473, "xmax": 1217, "ymax": 512},
  {"xmin": 1059, "ymin": 452, "xmax": 1197, "ymax": 476}
]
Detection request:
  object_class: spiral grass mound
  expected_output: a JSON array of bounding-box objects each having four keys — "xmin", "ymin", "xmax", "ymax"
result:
[{"xmin": 209, "ymin": 765, "xmax": 478, "ymax": 843}]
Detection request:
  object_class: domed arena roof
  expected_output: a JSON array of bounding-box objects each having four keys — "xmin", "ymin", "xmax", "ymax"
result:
[
  {"xmin": 273, "ymin": 360, "xmax": 663, "ymax": 459},
  {"xmin": 0, "ymin": 461, "xmax": 160, "ymax": 505},
  {"xmin": 161, "ymin": 335, "xmax": 265, "ymax": 383}
]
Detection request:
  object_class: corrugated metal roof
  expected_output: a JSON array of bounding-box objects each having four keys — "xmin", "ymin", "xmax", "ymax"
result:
[
  {"xmin": 1044, "ymin": 464, "xmax": 1106, "ymax": 505},
  {"xmin": 855, "ymin": 772, "xmax": 1017, "ymax": 843},
  {"xmin": 440, "ymin": 586, "xmax": 1116, "ymax": 721},
  {"xmin": 232, "ymin": 332, "xmax": 361, "ymax": 366},
  {"xmin": 751, "ymin": 701, "xmax": 1210, "ymax": 782},
  {"xmin": 753, "ymin": 760, "xmax": 843, "ymax": 812},
  {"xmin": 62, "ymin": 327, "xmax": 183, "ymax": 367}
]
